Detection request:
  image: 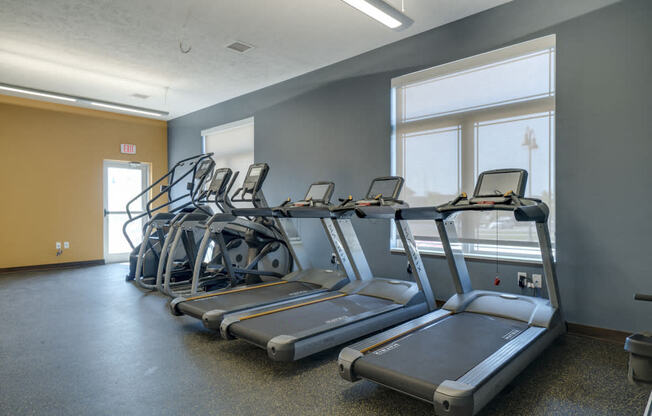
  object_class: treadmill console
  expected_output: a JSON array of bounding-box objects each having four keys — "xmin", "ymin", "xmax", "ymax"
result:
[
  {"xmin": 357, "ymin": 176, "xmax": 405, "ymax": 206},
  {"xmin": 470, "ymin": 169, "xmax": 527, "ymax": 204},
  {"xmin": 241, "ymin": 163, "xmax": 269, "ymax": 198},
  {"xmin": 208, "ymin": 168, "xmax": 233, "ymax": 195},
  {"xmin": 292, "ymin": 182, "xmax": 334, "ymax": 207}
]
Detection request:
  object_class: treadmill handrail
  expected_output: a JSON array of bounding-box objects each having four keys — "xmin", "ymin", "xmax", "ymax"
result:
[
  {"xmin": 231, "ymin": 207, "xmax": 281, "ymax": 218},
  {"xmin": 426, "ymin": 188, "xmax": 560, "ymax": 311},
  {"xmin": 355, "ymin": 204, "xmax": 406, "ymax": 219},
  {"xmin": 281, "ymin": 204, "xmax": 335, "ymax": 219},
  {"xmin": 397, "ymin": 196, "xmax": 549, "ymax": 223},
  {"xmin": 122, "ymin": 153, "xmax": 213, "ymax": 249}
]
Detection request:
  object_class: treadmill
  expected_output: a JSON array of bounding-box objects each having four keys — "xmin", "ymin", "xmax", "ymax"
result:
[
  {"xmin": 338, "ymin": 169, "xmax": 564, "ymax": 416},
  {"xmin": 219, "ymin": 176, "xmax": 437, "ymax": 362},
  {"xmin": 169, "ymin": 181, "xmax": 357, "ymax": 329}
]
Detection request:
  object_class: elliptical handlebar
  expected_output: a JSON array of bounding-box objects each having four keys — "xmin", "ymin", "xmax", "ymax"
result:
[
  {"xmin": 219, "ymin": 171, "xmax": 240, "ymax": 211},
  {"xmin": 122, "ymin": 152, "xmax": 214, "ymax": 250},
  {"xmin": 230, "ymin": 188, "xmax": 266, "ymax": 208},
  {"xmin": 186, "ymin": 156, "xmax": 216, "ymax": 216}
]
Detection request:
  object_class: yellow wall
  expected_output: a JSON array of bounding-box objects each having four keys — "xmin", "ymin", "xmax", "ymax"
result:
[{"xmin": 0, "ymin": 95, "xmax": 167, "ymax": 268}]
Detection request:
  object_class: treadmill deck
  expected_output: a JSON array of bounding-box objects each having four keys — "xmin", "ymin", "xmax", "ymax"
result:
[
  {"xmin": 227, "ymin": 294, "xmax": 398, "ymax": 348},
  {"xmin": 177, "ymin": 281, "xmax": 321, "ymax": 320},
  {"xmin": 353, "ymin": 312, "xmax": 530, "ymax": 402}
]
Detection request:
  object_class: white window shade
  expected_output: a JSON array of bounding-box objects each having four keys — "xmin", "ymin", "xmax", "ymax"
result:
[
  {"xmin": 392, "ymin": 35, "xmax": 555, "ymax": 262},
  {"xmin": 203, "ymin": 118, "xmax": 254, "ymax": 199}
]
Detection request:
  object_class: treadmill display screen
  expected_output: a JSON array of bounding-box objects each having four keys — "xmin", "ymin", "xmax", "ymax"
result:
[
  {"xmin": 476, "ymin": 171, "xmax": 524, "ymax": 197},
  {"xmin": 367, "ymin": 179, "xmax": 400, "ymax": 200},
  {"xmin": 305, "ymin": 184, "xmax": 331, "ymax": 202}
]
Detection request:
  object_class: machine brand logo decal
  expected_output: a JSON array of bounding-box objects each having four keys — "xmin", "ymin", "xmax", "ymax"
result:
[
  {"xmin": 325, "ymin": 316, "xmax": 348, "ymax": 324},
  {"xmin": 326, "ymin": 221, "xmax": 350, "ymax": 268},
  {"xmin": 502, "ymin": 328, "xmax": 523, "ymax": 341},
  {"xmin": 373, "ymin": 343, "xmax": 400, "ymax": 355}
]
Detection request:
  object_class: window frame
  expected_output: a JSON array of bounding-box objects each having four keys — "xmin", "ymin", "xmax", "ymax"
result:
[{"xmin": 390, "ymin": 35, "xmax": 556, "ymax": 264}]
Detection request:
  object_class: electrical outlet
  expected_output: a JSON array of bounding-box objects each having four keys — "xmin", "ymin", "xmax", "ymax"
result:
[
  {"xmin": 56, "ymin": 242, "xmax": 62, "ymax": 250},
  {"xmin": 64, "ymin": 241, "xmax": 70, "ymax": 249},
  {"xmin": 532, "ymin": 274, "xmax": 542, "ymax": 288},
  {"xmin": 518, "ymin": 272, "xmax": 528, "ymax": 288}
]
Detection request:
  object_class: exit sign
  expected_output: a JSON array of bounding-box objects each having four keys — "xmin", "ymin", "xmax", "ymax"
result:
[{"xmin": 121, "ymin": 144, "xmax": 136, "ymax": 154}]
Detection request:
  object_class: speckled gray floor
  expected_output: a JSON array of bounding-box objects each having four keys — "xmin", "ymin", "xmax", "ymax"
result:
[{"xmin": 0, "ymin": 263, "xmax": 649, "ymax": 415}]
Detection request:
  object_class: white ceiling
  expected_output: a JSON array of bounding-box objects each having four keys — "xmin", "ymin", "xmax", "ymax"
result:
[{"xmin": 0, "ymin": 0, "xmax": 510, "ymax": 119}]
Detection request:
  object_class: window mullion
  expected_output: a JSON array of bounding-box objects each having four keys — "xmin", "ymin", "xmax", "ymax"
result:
[{"xmin": 460, "ymin": 117, "xmax": 475, "ymax": 253}]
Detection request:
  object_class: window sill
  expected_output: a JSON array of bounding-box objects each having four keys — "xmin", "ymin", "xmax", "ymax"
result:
[{"xmin": 390, "ymin": 248, "xmax": 544, "ymax": 266}]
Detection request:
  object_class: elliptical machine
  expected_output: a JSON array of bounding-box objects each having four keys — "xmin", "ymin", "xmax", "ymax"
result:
[
  {"xmin": 153, "ymin": 165, "xmax": 237, "ymax": 295},
  {"xmin": 168, "ymin": 163, "xmax": 295, "ymax": 298},
  {"xmin": 124, "ymin": 153, "xmax": 215, "ymax": 282}
]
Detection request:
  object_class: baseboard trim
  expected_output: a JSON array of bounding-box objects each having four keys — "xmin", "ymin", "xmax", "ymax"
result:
[
  {"xmin": 567, "ymin": 322, "xmax": 630, "ymax": 345},
  {"xmin": 0, "ymin": 259, "xmax": 105, "ymax": 274}
]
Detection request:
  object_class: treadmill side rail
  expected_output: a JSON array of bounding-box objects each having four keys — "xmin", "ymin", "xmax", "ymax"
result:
[
  {"xmin": 267, "ymin": 303, "xmax": 403, "ymax": 354},
  {"xmin": 266, "ymin": 302, "xmax": 427, "ymax": 361},
  {"xmin": 452, "ymin": 324, "xmax": 565, "ymax": 415}
]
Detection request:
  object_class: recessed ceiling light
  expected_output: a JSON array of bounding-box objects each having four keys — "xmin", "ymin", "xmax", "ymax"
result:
[
  {"xmin": 0, "ymin": 84, "xmax": 77, "ymax": 102},
  {"xmin": 226, "ymin": 41, "xmax": 254, "ymax": 53},
  {"xmin": 340, "ymin": 0, "xmax": 413, "ymax": 30}
]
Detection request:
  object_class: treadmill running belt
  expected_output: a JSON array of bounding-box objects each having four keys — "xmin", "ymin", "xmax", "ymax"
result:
[
  {"xmin": 229, "ymin": 294, "xmax": 395, "ymax": 347},
  {"xmin": 354, "ymin": 312, "xmax": 529, "ymax": 402},
  {"xmin": 177, "ymin": 281, "xmax": 320, "ymax": 319}
]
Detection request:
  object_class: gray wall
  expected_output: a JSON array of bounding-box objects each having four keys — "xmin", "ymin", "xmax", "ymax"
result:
[{"xmin": 168, "ymin": 0, "xmax": 652, "ymax": 333}]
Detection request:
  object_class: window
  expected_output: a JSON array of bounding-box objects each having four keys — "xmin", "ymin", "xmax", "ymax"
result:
[
  {"xmin": 202, "ymin": 117, "xmax": 254, "ymax": 207},
  {"xmin": 392, "ymin": 35, "xmax": 555, "ymax": 262}
]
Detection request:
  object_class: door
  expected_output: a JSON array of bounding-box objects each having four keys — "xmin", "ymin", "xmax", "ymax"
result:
[{"xmin": 103, "ymin": 160, "xmax": 149, "ymax": 263}]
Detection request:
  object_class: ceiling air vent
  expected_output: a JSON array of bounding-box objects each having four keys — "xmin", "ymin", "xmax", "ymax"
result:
[{"xmin": 226, "ymin": 41, "xmax": 254, "ymax": 53}]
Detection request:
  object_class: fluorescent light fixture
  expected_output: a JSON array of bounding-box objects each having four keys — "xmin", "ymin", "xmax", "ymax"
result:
[
  {"xmin": 341, "ymin": 0, "xmax": 413, "ymax": 30},
  {"xmin": 0, "ymin": 82, "xmax": 169, "ymax": 118},
  {"xmin": 90, "ymin": 102, "xmax": 165, "ymax": 117},
  {"xmin": 0, "ymin": 84, "xmax": 77, "ymax": 102}
]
